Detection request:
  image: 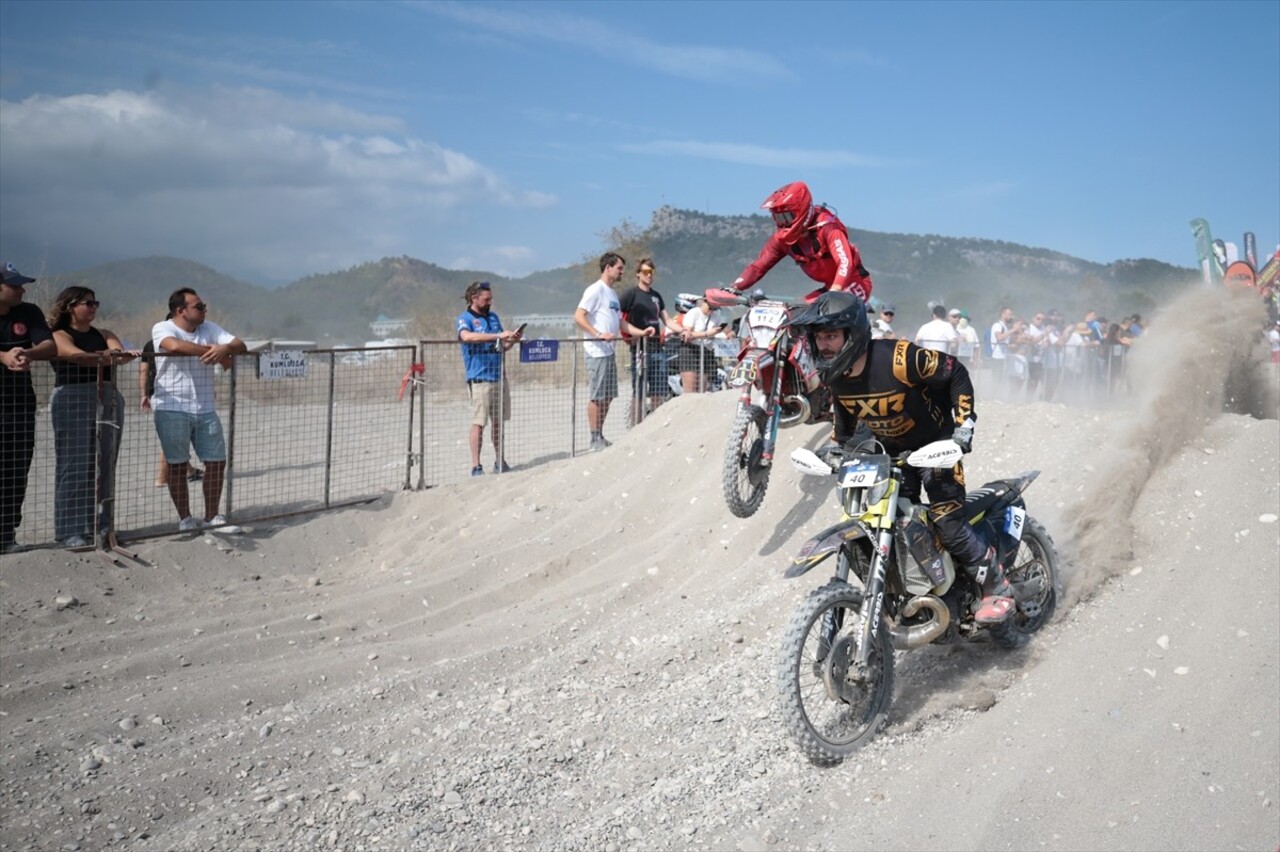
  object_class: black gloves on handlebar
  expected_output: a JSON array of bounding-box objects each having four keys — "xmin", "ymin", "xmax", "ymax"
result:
[{"xmin": 814, "ymin": 443, "xmax": 846, "ymax": 469}]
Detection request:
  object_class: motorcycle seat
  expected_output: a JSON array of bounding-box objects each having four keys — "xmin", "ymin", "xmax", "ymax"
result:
[{"xmin": 959, "ymin": 480, "xmax": 1017, "ymax": 522}]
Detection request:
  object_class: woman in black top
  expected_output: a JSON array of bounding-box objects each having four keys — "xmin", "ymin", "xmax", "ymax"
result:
[{"xmin": 47, "ymin": 286, "xmax": 138, "ymax": 547}]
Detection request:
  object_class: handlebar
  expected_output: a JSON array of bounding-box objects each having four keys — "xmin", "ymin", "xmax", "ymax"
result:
[
  {"xmin": 797, "ymin": 437, "xmax": 963, "ymax": 476},
  {"xmin": 703, "ymin": 287, "xmax": 808, "ymax": 310}
]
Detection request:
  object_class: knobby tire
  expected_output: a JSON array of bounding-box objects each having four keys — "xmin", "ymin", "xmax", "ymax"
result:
[
  {"xmin": 722, "ymin": 403, "xmax": 770, "ymax": 518},
  {"xmin": 777, "ymin": 580, "xmax": 894, "ymax": 765},
  {"xmin": 989, "ymin": 516, "xmax": 1060, "ymax": 649}
]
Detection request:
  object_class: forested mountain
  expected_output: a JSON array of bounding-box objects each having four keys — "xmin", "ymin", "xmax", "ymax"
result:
[{"xmin": 30, "ymin": 207, "xmax": 1200, "ymax": 344}]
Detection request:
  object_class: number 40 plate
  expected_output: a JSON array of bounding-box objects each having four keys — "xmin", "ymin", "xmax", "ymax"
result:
[{"xmin": 1004, "ymin": 506, "xmax": 1026, "ymax": 540}]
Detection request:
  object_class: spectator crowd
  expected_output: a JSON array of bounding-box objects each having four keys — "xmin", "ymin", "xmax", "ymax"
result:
[{"xmin": 1, "ymin": 261, "xmax": 246, "ymax": 554}]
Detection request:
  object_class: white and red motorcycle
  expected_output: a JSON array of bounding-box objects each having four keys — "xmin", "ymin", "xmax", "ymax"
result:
[{"xmin": 704, "ymin": 288, "xmax": 831, "ymax": 518}]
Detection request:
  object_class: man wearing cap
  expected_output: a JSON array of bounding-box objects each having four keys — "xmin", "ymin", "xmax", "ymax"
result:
[
  {"xmin": 871, "ymin": 304, "xmax": 896, "ymax": 340},
  {"xmin": 1, "ymin": 262, "xmax": 58, "ymax": 553},
  {"xmin": 457, "ymin": 281, "xmax": 523, "ymax": 476},
  {"xmin": 953, "ymin": 309, "xmax": 982, "ymax": 370}
]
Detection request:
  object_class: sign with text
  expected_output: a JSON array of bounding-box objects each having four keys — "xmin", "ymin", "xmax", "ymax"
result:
[
  {"xmin": 259, "ymin": 350, "xmax": 309, "ymax": 380},
  {"xmin": 519, "ymin": 339, "xmax": 559, "ymax": 363}
]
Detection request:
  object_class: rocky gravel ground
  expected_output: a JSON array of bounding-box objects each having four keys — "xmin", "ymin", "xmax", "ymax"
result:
[{"xmin": 2, "ymin": 288, "xmax": 1276, "ymax": 851}]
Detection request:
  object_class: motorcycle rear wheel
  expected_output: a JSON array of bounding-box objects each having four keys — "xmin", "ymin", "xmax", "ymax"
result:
[
  {"xmin": 722, "ymin": 403, "xmax": 770, "ymax": 518},
  {"xmin": 989, "ymin": 516, "xmax": 1060, "ymax": 649},
  {"xmin": 777, "ymin": 580, "xmax": 894, "ymax": 765}
]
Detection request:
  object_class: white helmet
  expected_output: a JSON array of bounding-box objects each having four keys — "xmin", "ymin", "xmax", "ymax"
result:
[{"xmin": 675, "ymin": 292, "xmax": 700, "ymax": 313}]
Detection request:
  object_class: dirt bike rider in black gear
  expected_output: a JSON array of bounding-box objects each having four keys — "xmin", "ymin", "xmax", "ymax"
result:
[{"xmin": 787, "ymin": 291, "xmax": 1015, "ymax": 623}]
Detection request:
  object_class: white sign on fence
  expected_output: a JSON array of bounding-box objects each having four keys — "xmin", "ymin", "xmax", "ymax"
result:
[{"xmin": 259, "ymin": 350, "xmax": 309, "ymax": 380}]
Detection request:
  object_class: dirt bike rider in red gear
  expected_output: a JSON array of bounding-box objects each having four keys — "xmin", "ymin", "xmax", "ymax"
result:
[{"xmin": 732, "ymin": 181, "xmax": 873, "ymax": 304}]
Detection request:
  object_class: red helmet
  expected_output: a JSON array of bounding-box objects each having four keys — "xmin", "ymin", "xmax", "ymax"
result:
[{"xmin": 761, "ymin": 181, "xmax": 813, "ymax": 245}]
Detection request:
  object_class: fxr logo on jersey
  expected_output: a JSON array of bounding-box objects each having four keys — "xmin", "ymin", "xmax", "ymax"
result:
[
  {"xmin": 838, "ymin": 391, "xmax": 907, "ymax": 419},
  {"xmin": 917, "ymin": 348, "xmax": 939, "ymax": 379},
  {"xmin": 836, "ymin": 391, "xmax": 916, "ymax": 438}
]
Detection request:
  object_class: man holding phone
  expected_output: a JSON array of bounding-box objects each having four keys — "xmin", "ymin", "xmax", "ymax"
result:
[{"xmin": 457, "ymin": 281, "xmax": 523, "ymax": 476}]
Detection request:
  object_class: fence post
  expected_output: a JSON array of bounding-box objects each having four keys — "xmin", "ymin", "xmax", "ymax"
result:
[
  {"xmin": 404, "ymin": 350, "xmax": 418, "ymax": 491},
  {"xmin": 417, "ymin": 342, "xmax": 427, "ymax": 490},
  {"xmin": 570, "ymin": 339, "xmax": 580, "ymax": 456},
  {"xmin": 498, "ymin": 346, "xmax": 507, "ymax": 470},
  {"xmin": 227, "ymin": 357, "xmax": 237, "ymax": 514},
  {"xmin": 323, "ymin": 351, "xmax": 336, "ymax": 508}
]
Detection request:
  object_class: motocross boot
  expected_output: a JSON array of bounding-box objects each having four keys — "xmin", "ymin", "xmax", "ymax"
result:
[{"xmin": 964, "ymin": 546, "xmax": 1015, "ymax": 624}]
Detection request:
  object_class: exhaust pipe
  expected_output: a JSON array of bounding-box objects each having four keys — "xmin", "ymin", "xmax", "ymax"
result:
[
  {"xmin": 889, "ymin": 595, "xmax": 950, "ymax": 650},
  {"xmin": 778, "ymin": 394, "xmax": 810, "ymax": 428}
]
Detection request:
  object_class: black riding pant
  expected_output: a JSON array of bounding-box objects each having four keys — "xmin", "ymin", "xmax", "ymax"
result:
[{"xmin": 900, "ymin": 462, "xmax": 988, "ymax": 566}]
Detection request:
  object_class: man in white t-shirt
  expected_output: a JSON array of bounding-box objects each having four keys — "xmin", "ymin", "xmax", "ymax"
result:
[
  {"xmin": 1021, "ymin": 310, "xmax": 1048, "ymax": 399},
  {"xmin": 574, "ymin": 253, "xmax": 644, "ymax": 451},
  {"xmin": 988, "ymin": 305, "xmax": 1015, "ymax": 362},
  {"xmin": 914, "ymin": 304, "xmax": 958, "ymax": 354},
  {"xmin": 151, "ymin": 288, "xmax": 247, "ymax": 533}
]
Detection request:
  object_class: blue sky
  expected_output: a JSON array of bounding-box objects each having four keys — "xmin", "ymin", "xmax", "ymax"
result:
[{"xmin": 1, "ymin": 0, "xmax": 1276, "ymax": 284}]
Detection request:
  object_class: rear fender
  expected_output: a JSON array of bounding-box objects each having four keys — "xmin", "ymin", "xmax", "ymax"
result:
[{"xmin": 785, "ymin": 519, "xmax": 868, "ymax": 579}]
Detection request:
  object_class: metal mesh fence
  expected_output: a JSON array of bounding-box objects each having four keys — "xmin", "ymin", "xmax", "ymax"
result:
[
  {"xmin": 3, "ymin": 347, "xmax": 415, "ymax": 551},
  {"xmin": 1, "ymin": 333, "xmax": 1133, "ymax": 554}
]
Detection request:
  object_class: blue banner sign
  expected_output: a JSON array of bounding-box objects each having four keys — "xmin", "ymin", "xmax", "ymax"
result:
[{"xmin": 520, "ymin": 339, "xmax": 559, "ymax": 363}]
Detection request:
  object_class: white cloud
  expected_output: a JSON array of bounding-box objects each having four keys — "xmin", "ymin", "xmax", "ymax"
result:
[
  {"xmin": 0, "ymin": 87, "xmax": 556, "ymax": 280},
  {"xmin": 415, "ymin": 1, "xmax": 792, "ymax": 85},
  {"xmin": 448, "ymin": 245, "xmax": 538, "ymax": 278},
  {"xmin": 620, "ymin": 139, "xmax": 888, "ymax": 170}
]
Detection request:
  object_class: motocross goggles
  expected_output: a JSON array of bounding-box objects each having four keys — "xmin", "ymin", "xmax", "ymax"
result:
[{"xmin": 772, "ymin": 210, "xmax": 796, "ymax": 228}]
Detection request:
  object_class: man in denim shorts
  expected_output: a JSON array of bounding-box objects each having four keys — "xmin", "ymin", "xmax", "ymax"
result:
[{"xmin": 151, "ymin": 288, "xmax": 247, "ymax": 533}]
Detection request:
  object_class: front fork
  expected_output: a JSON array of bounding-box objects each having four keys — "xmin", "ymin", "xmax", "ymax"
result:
[
  {"xmin": 759, "ymin": 338, "xmax": 789, "ymax": 465},
  {"xmin": 853, "ymin": 477, "xmax": 903, "ymax": 668}
]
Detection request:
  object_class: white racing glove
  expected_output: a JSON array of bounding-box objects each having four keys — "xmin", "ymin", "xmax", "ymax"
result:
[{"xmin": 953, "ymin": 418, "xmax": 976, "ymax": 454}]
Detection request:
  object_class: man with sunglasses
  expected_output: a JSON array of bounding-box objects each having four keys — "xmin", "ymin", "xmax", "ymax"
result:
[
  {"xmin": 730, "ymin": 181, "xmax": 873, "ymax": 304},
  {"xmin": 151, "ymin": 288, "xmax": 246, "ymax": 534},
  {"xmin": 457, "ymin": 281, "xmax": 523, "ymax": 476},
  {"xmin": 1, "ymin": 261, "xmax": 57, "ymax": 553}
]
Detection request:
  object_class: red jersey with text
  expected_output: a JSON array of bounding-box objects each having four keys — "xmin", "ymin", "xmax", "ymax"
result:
[{"xmin": 734, "ymin": 208, "xmax": 873, "ymax": 301}]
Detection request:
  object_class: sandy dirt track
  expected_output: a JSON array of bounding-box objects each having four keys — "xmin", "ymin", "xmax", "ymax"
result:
[{"xmin": 1, "ymin": 288, "xmax": 1277, "ymax": 851}]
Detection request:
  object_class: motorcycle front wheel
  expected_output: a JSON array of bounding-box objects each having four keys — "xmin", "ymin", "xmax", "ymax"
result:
[
  {"xmin": 777, "ymin": 580, "xmax": 895, "ymax": 766},
  {"xmin": 722, "ymin": 403, "xmax": 770, "ymax": 518},
  {"xmin": 989, "ymin": 516, "xmax": 1060, "ymax": 649}
]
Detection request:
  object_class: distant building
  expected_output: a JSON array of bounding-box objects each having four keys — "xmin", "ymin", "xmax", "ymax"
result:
[{"xmin": 370, "ymin": 314, "xmax": 412, "ymax": 337}]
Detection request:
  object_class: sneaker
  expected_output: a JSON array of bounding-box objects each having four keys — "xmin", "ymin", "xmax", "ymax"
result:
[
  {"xmin": 208, "ymin": 515, "xmax": 242, "ymax": 535},
  {"xmin": 178, "ymin": 516, "xmax": 205, "ymax": 532},
  {"xmin": 589, "ymin": 437, "xmax": 609, "ymax": 453},
  {"xmin": 1, "ymin": 541, "xmax": 23, "ymax": 555},
  {"xmin": 187, "ymin": 467, "xmax": 204, "ymax": 482},
  {"xmin": 492, "ymin": 460, "xmax": 512, "ymax": 474},
  {"xmin": 63, "ymin": 535, "xmax": 89, "ymax": 548},
  {"xmin": 470, "ymin": 465, "xmax": 485, "ymax": 477},
  {"xmin": 968, "ymin": 546, "xmax": 1015, "ymax": 624}
]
